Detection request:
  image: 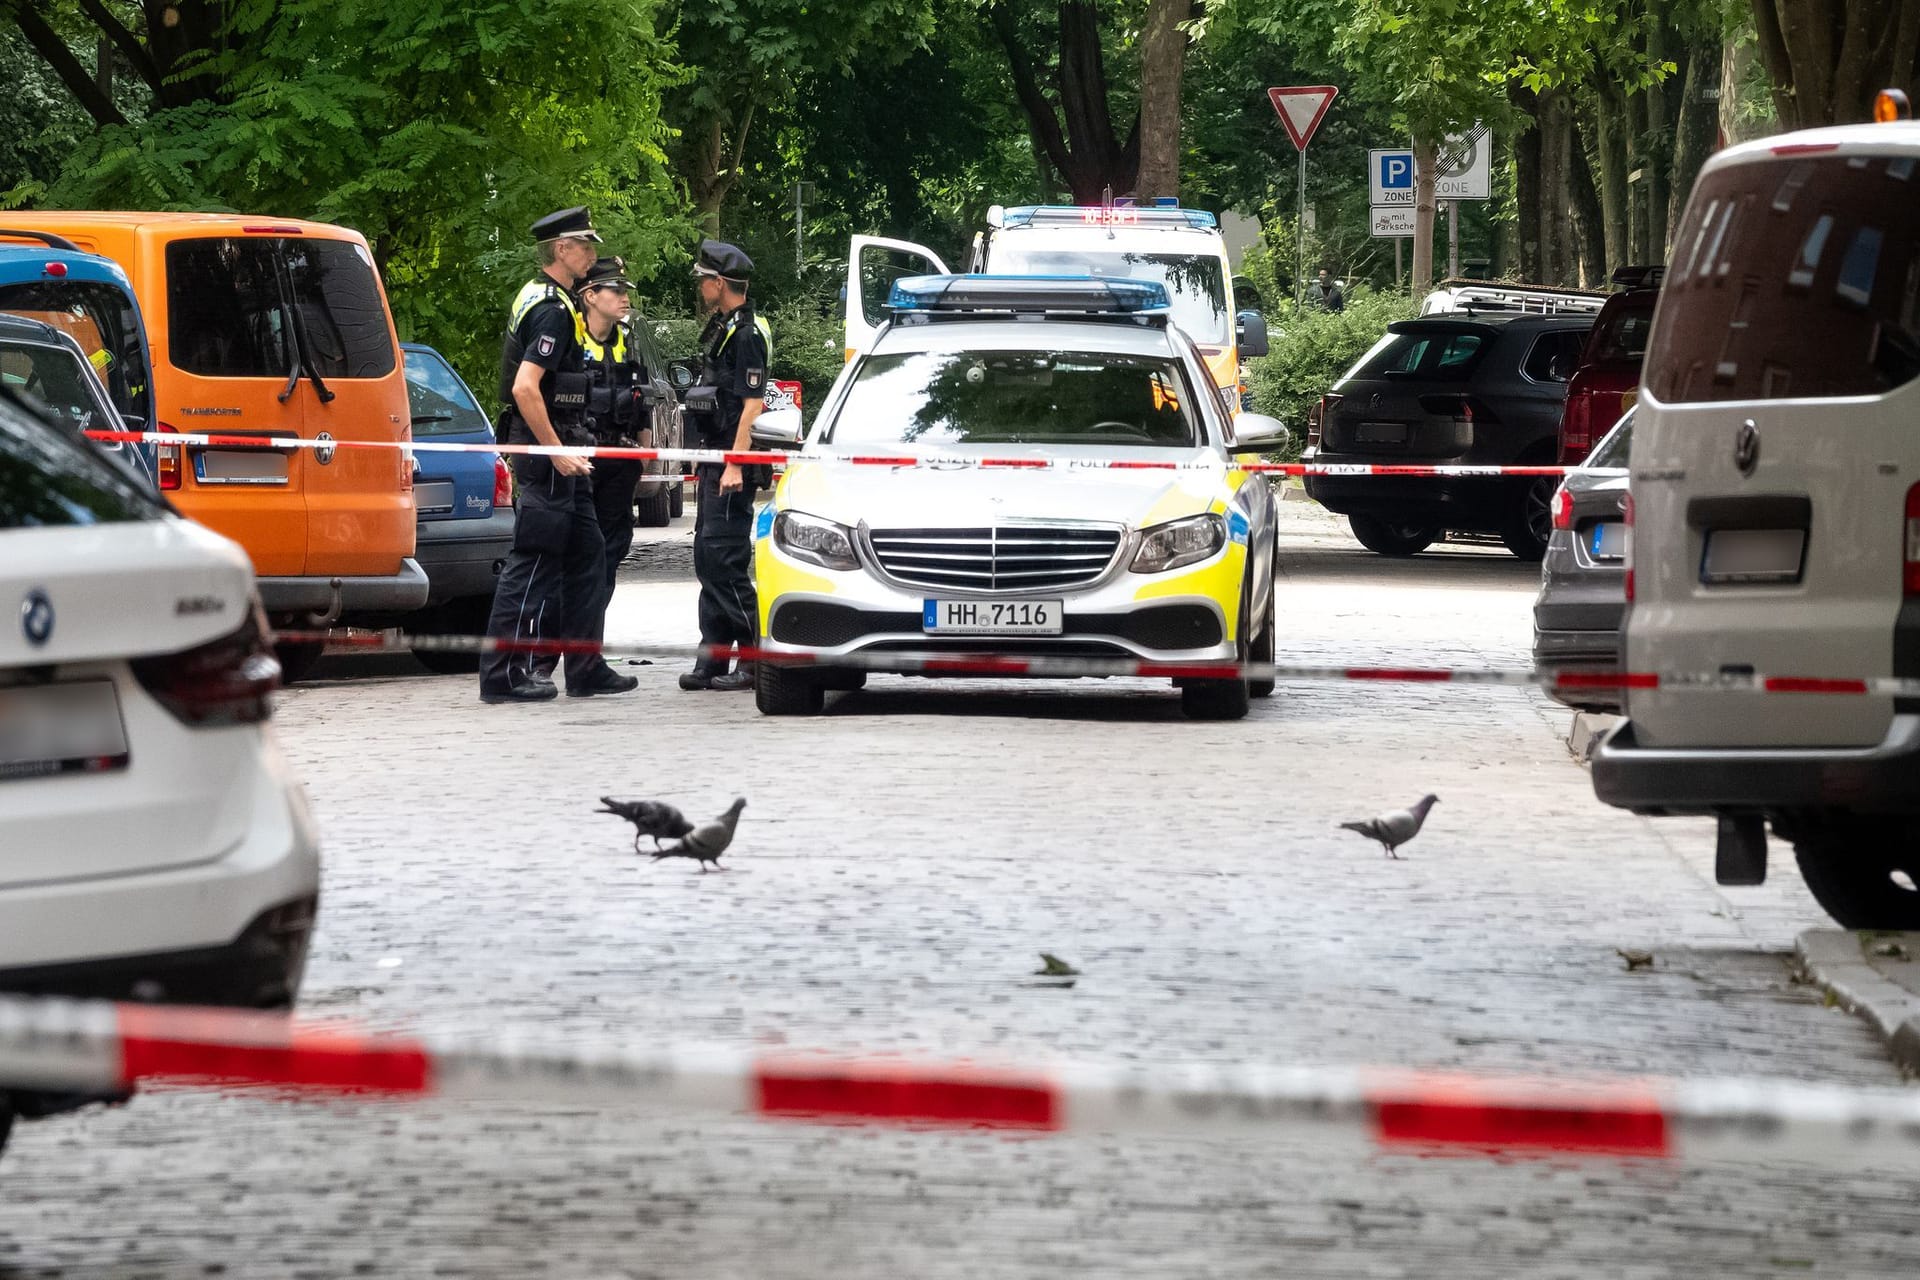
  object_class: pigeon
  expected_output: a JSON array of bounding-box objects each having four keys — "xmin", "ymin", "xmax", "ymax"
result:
[
  {"xmin": 596, "ymin": 797, "xmax": 694, "ymax": 853},
  {"xmin": 1616, "ymin": 947, "xmax": 1655, "ymax": 971},
  {"xmin": 1034, "ymin": 953, "xmax": 1080, "ymax": 977},
  {"xmin": 651, "ymin": 798, "xmax": 747, "ymax": 872},
  {"xmin": 1338, "ymin": 794, "xmax": 1439, "ymax": 859}
]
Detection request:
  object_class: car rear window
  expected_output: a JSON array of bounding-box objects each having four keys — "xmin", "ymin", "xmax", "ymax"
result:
[
  {"xmin": 0, "ymin": 279, "xmax": 152, "ymax": 425},
  {"xmin": 826, "ymin": 349, "xmax": 1199, "ymax": 448},
  {"xmin": 167, "ymin": 237, "xmax": 396, "ymax": 380},
  {"xmin": 403, "ymin": 349, "xmax": 491, "ymax": 437},
  {"xmin": 0, "ymin": 388, "xmax": 161, "ymax": 528},
  {"xmin": 1523, "ymin": 329, "xmax": 1589, "ymax": 382},
  {"xmin": 1585, "ymin": 301, "xmax": 1655, "ymax": 364},
  {"xmin": 1353, "ymin": 327, "xmax": 1490, "ymax": 381},
  {"xmin": 0, "ymin": 337, "xmax": 114, "ymax": 436},
  {"xmin": 1645, "ymin": 152, "xmax": 1920, "ymax": 402}
]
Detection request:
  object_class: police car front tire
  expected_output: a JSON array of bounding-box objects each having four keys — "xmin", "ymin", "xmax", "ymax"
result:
[{"xmin": 756, "ymin": 663, "xmax": 825, "ymax": 715}]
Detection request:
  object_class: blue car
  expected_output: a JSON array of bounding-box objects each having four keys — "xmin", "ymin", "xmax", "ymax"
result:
[
  {"xmin": 0, "ymin": 228, "xmax": 157, "ymax": 481},
  {"xmin": 396, "ymin": 343, "xmax": 516, "ymax": 673}
]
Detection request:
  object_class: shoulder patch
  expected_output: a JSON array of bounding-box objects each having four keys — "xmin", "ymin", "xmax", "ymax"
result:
[
  {"xmin": 536, "ymin": 335, "xmax": 556, "ymax": 358},
  {"xmin": 746, "ymin": 369, "xmax": 764, "ymax": 389}
]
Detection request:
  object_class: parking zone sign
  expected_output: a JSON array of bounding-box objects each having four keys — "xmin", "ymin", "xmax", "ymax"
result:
[{"xmin": 1369, "ymin": 149, "xmax": 1414, "ymax": 206}]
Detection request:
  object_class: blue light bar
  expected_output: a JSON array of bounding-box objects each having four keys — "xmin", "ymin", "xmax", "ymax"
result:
[
  {"xmin": 997, "ymin": 205, "xmax": 1219, "ymax": 231},
  {"xmin": 886, "ymin": 274, "xmax": 1172, "ymax": 316}
]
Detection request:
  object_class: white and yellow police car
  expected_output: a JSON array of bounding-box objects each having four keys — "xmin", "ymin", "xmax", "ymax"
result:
[{"xmin": 750, "ymin": 275, "xmax": 1288, "ymax": 719}]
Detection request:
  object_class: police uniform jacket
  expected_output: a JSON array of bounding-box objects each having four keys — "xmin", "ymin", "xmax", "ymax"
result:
[
  {"xmin": 497, "ymin": 277, "xmax": 590, "ymax": 444},
  {"xmin": 693, "ymin": 304, "xmax": 770, "ymax": 450}
]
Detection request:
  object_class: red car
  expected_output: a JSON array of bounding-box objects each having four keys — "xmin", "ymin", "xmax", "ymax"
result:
[{"xmin": 1557, "ymin": 265, "xmax": 1662, "ymax": 465}]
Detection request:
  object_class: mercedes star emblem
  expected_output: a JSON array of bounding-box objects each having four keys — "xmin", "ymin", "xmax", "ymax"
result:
[
  {"xmin": 1734, "ymin": 419, "xmax": 1760, "ymax": 476},
  {"xmin": 20, "ymin": 588, "xmax": 53, "ymax": 647}
]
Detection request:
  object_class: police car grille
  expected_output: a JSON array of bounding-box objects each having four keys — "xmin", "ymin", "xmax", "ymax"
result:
[{"xmin": 867, "ymin": 525, "xmax": 1122, "ymax": 592}]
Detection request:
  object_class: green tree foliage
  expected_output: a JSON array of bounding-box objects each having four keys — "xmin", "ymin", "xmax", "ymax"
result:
[{"xmin": 12, "ymin": 0, "xmax": 689, "ymax": 390}]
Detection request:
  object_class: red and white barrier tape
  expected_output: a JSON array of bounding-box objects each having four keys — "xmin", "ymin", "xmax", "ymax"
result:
[
  {"xmin": 3, "ymin": 995, "xmax": 1918, "ymax": 1165},
  {"xmin": 82, "ymin": 429, "xmax": 1571, "ymax": 478},
  {"xmin": 275, "ymin": 629, "xmax": 1920, "ymax": 699}
]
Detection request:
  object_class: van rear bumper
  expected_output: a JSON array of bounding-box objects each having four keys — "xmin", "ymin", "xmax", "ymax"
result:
[
  {"xmin": 257, "ymin": 558, "xmax": 429, "ymax": 617},
  {"xmin": 1592, "ymin": 714, "xmax": 1920, "ymax": 816}
]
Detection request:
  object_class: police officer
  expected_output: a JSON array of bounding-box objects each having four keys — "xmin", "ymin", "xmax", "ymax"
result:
[
  {"xmin": 478, "ymin": 206, "xmax": 638, "ymax": 704},
  {"xmin": 679, "ymin": 239, "xmax": 769, "ymax": 692},
  {"xmin": 577, "ymin": 256, "xmax": 649, "ymax": 597}
]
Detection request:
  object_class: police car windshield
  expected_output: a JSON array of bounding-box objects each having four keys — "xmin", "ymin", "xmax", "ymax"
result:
[
  {"xmin": 825, "ymin": 349, "xmax": 1199, "ymax": 449},
  {"xmin": 988, "ymin": 249, "xmax": 1230, "ymax": 343}
]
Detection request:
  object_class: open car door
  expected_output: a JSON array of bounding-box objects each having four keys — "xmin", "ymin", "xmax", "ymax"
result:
[{"xmin": 844, "ymin": 235, "xmax": 949, "ymax": 361}]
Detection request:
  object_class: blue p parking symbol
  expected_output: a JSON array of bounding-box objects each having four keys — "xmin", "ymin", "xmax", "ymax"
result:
[{"xmin": 1380, "ymin": 154, "xmax": 1412, "ymax": 190}]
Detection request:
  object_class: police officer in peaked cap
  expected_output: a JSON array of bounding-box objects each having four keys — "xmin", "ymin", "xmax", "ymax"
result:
[
  {"xmin": 575, "ymin": 254, "xmax": 651, "ymax": 657},
  {"xmin": 680, "ymin": 238, "xmax": 771, "ymax": 691},
  {"xmin": 477, "ymin": 206, "xmax": 638, "ymax": 703}
]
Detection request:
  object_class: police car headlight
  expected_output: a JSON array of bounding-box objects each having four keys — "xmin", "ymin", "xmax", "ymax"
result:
[
  {"xmin": 774, "ymin": 510, "xmax": 859, "ymax": 570},
  {"xmin": 1130, "ymin": 514, "xmax": 1225, "ymax": 574}
]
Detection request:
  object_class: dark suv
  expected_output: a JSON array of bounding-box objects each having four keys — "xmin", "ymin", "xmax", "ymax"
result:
[{"xmin": 1303, "ymin": 312, "xmax": 1593, "ymax": 560}]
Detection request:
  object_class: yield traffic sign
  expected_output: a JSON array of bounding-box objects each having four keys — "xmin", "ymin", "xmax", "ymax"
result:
[{"xmin": 1267, "ymin": 86, "xmax": 1339, "ymax": 152}]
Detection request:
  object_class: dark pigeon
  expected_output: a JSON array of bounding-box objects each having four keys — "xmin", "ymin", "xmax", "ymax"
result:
[
  {"xmin": 597, "ymin": 797, "xmax": 694, "ymax": 853},
  {"xmin": 651, "ymin": 798, "xmax": 747, "ymax": 872}
]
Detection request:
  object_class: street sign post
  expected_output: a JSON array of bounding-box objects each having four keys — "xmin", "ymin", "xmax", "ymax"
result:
[
  {"xmin": 1268, "ymin": 85, "xmax": 1339, "ymax": 309},
  {"xmin": 1369, "ymin": 149, "xmax": 1414, "ymax": 207}
]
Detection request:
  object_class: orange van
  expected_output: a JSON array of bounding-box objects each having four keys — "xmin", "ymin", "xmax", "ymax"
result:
[{"xmin": 15, "ymin": 213, "xmax": 424, "ymax": 668}]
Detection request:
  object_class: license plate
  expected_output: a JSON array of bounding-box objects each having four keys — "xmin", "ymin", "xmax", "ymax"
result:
[
  {"xmin": 0, "ymin": 681, "xmax": 129, "ymax": 783},
  {"xmin": 195, "ymin": 448, "xmax": 290, "ymax": 484},
  {"xmin": 1589, "ymin": 521, "xmax": 1627, "ymax": 561},
  {"xmin": 413, "ymin": 480, "xmax": 455, "ymax": 513},
  {"xmin": 1356, "ymin": 421, "xmax": 1408, "ymax": 445},
  {"xmin": 923, "ymin": 599, "xmax": 1063, "ymax": 635},
  {"xmin": 1701, "ymin": 528, "xmax": 1806, "ymax": 584}
]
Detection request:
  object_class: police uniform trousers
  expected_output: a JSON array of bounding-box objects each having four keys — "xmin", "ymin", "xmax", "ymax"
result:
[
  {"xmin": 591, "ymin": 457, "xmax": 646, "ymax": 590},
  {"xmin": 480, "ymin": 447, "xmax": 616, "ymax": 692},
  {"xmin": 691, "ymin": 461, "xmax": 759, "ymax": 676}
]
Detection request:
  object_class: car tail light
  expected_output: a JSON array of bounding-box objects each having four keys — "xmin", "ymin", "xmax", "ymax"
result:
[
  {"xmin": 1306, "ymin": 395, "xmax": 1331, "ymax": 449},
  {"xmin": 493, "ymin": 455, "xmax": 513, "ymax": 507},
  {"xmin": 1551, "ymin": 486, "xmax": 1573, "ymax": 531},
  {"xmin": 1560, "ymin": 390, "xmax": 1593, "ymax": 464},
  {"xmin": 1905, "ymin": 483, "xmax": 1920, "ymax": 596},
  {"xmin": 156, "ymin": 421, "xmax": 182, "ymax": 491},
  {"xmin": 1623, "ymin": 490, "xmax": 1636, "ymax": 602},
  {"xmin": 130, "ymin": 603, "xmax": 281, "ymax": 727}
]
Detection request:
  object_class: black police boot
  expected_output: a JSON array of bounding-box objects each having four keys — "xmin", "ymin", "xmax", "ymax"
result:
[
  {"xmin": 567, "ymin": 665, "xmax": 639, "ymax": 697},
  {"xmin": 707, "ymin": 665, "xmax": 755, "ymax": 692},
  {"xmin": 479, "ymin": 669, "xmax": 559, "ymax": 704}
]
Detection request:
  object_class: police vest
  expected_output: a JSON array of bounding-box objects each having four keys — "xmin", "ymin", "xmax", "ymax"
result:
[
  {"xmin": 711, "ymin": 313, "xmax": 773, "ymax": 365},
  {"xmin": 497, "ymin": 277, "xmax": 588, "ymax": 411}
]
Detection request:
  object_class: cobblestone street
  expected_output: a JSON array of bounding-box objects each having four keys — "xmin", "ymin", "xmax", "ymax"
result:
[{"xmin": 2, "ymin": 500, "xmax": 1912, "ymax": 1278}]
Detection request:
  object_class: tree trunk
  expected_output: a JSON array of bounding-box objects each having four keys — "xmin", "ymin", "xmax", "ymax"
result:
[
  {"xmin": 1568, "ymin": 116, "xmax": 1607, "ymax": 286},
  {"xmin": 1411, "ymin": 133, "xmax": 1438, "ymax": 291},
  {"xmin": 987, "ymin": 2, "xmax": 1139, "ymax": 203},
  {"xmin": 688, "ymin": 100, "xmax": 756, "ymax": 238},
  {"xmin": 1644, "ymin": 20, "xmax": 1678, "ymax": 258},
  {"xmin": 1721, "ymin": 37, "xmax": 1777, "ymax": 144},
  {"xmin": 1670, "ymin": 37, "xmax": 1722, "ymax": 234},
  {"xmin": 1626, "ymin": 85, "xmax": 1650, "ymax": 264},
  {"xmin": 1591, "ymin": 80, "xmax": 1630, "ymax": 274},
  {"xmin": 1752, "ymin": 0, "xmax": 1920, "ymax": 126},
  {"xmin": 1134, "ymin": 0, "xmax": 1194, "ymax": 199},
  {"xmin": 1509, "ymin": 87, "xmax": 1543, "ymax": 282}
]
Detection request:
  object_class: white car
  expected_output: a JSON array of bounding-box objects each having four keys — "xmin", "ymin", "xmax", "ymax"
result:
[
  {"xmin": 0, "ymin": 388, "xmax": 320, "ymax": 1151},
  {"xmin": 753, "ymin": 274, "xmax": 1288, "ymax": 720},
  {"xmin": 1591, "ymin": 100, "xmax": 1920, "ymax": 928}
]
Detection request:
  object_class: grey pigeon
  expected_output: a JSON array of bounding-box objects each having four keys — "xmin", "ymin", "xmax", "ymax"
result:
[
  {"xmin": 1338, "ymin": 794, "xmax": 1438, "ymax": 859},
  {"xmin": 596, "ymin": 797, "xmax": 694, "ymax": 853},
  {"xmin": 652, "ymin": 797, "xmax": 747, "ymax": 872}
]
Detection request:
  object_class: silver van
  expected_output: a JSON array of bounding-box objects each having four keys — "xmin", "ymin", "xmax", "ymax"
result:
[{"xmin": 1592, "ymin": 105, "xmax": 1920, "ymax": 929}]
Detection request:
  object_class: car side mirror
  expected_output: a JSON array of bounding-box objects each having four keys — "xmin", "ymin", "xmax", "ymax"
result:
[
  {"xmin": 1236, "ymin": 311, "xmax": 1269, "ymax": 359},
  {"xmin": 1231, "ymin": 412, "xmax": 1290, "ymax": 454},
  {"xmin": 669, "ymin": 360, "xmax": 696, "ymax": 390},
  {"xmin": 750, "ymin": 406, "xmax": 803, "ymax": 450}
]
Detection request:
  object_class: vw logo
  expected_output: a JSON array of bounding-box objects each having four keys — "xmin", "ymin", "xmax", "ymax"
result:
[
  {"xmin": 20, "ymin": 589, "xmax": 53, "ymax": 647},
  {"xmin": 1734, "ymin": 419, "xmax": 1760, "ymax": 476},
  {"xmin": 314, "ymin": 432, "xmax": 337, "ymax": 465}
]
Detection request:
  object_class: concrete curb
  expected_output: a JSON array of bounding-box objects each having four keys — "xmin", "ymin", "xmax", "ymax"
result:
[{"xmin": 1794, "ymin": 929, "xmax": 1920, "ymax": 1076}]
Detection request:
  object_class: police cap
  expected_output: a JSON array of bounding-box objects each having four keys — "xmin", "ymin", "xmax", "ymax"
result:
[
  {"xmin": 531, "ymin": 206, "xmax": 601, "ymax": 244},
  {"xmin": 692, "ymin": 239, "xmax": 753, "ymax": 285},
  {"xmin": 578, "ymin": 256, "xmax": 632, "ymax": 291}
]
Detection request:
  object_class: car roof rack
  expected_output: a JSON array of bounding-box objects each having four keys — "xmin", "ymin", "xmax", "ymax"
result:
[
  {"xmin": 0, "ymin": 228, "xmax": 83, "ymax": 252},
  {"xmin": 886, "ymin": 274, "xmax": 1172, "ymax": 321},
  {"xmin": 997, "ymin": 204, "xmax": 1219, "ymax": 231},
  {"xmin": 1420, "ymin": 279, "xmax": 1607, "ymax": 317}
]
